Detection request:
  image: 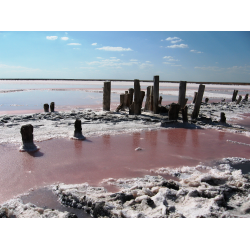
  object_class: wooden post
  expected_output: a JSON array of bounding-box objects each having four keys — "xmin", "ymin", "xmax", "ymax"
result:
[
  {"xmin": 158, "ymin": 96, "xmax": 162, "ymax": 105},
  {"xmin": 236, "ymin": 95, "xmax": 242, "ymax": 104},
  {"xmin": 128, "ymin": 88, "xmax": 134, "ymax": 107},
  {"xmin": 205, "ymin": 98, "xmax": 209, "ymax": 103},
  {"xmin": 44, "ymin": 103, "xmax": 49, "ymax": 112},
  {"xmin": 124, "ymin": 91, "xmax": 129, "ymax": 108},
  {"xmin": 153, "ymin": 75, "xmax": 159, "ymax": 114},
  {"xmin": 220, "ymin": 112, "xmax": 226, "ymax": 123},
  {"xmin": 20, "ymin": 124, "xmax": 39, "ymax": 152},
  {"xmin": 182, "ymin": 106, "xmax": 188, "ymax": 122},
  {"xmin": 103, "ymin": 81, "xmax": 111, "ymax": 111},
  {"xmin": 191, "ymin": 84, "xmax": 205, "ymax": 119},
  {"xmin": 168, "ymin": 103, "xmax": 180, "ymax": 121},
  {"xmin": 120, "ymin": 94, "xmax": 125, "ymax": 111},
  {"xmin": 50, "ymin": 102, "xmax": 55, "ymax": 112},
  {"xmin": 149, "ymin": 86, "xmax": 154, "ymax": 111},
  {"xmin": 134, "ymin": 79, "xmax": 141, "ymax": 115},
  {"xmin": 232, "ymin": 90, "xmax": 238, "ymax": 102},
  {"xmin": 193, "ymin": 92, "xmax": 198, "ymax": 103},
  {"xmin": 244, "ymin": 94, "xmax": 249, "ymax": 101},
  {"xmin": 140, "ymin": 91, "xmax": 145, "ymax": 109},
  {"xmin": 129, "ymin": 102, "xmax": 135, "ymax": 115},
  {"xmin": 144, "ymin": 86, "xmax": 151, "ymax": 111},
  {"xmin": 178, "ymin": 81, "xmax": 187, "ymax": 109}
]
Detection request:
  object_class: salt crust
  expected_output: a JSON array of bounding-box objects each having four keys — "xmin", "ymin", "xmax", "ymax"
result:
[{"xmin": 1, "ymin": 157, "xmax": 250, "ymax": 218}]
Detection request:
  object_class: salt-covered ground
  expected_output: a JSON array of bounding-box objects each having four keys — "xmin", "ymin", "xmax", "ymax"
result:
[{"xmin": 0, "ymin": 98, "xmax": 250, "ymax": 217}]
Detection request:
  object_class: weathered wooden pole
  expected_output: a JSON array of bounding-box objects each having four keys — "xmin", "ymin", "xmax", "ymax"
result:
[
  {"xmin": 168, "ymin": 103, "xmax": 180, "ymax": 121},
  {"xmin": 178, "ymin": 81, "xmax": 187, "ymax": 109},
  {"xmin": 193, "ymin": 92, "xmax": 198, "ymax": 103},
  {"xmin": 153, "ymin": 75, "xmax": 159, "ymax": 114},
  {"xmin": 232, "ymin": 90, "xmax": 238, "ymax": 102},
  {"xmin": 124, "ymin": 91, "xmax": 129, "ymax": 108},
  {"xmin": 158, "ymin": 96, "xmax": 162, "ymax": 105},
  {"xmin": 140, "ymin": 91, "xmax": 145, "ymax": 108},
  {"xmin": 120, "ymin": 94, "xmax": 125, "ymax": 111},
  {"xmin": 205, "ymin": 98, "xmax": 209, "ymax": 103},
  {"xmin": 236, "ymin": 95, "xmax": 242, "ymax": 104},
  {"xmin": 20, "ymin": 124, "xmax": 39, "ymax": 152},
  {"xmin": 191, "ymin": 84, "xmax": 205, "ymax": 119},
  {"xmin": 244, "ymin": 94, "xmax": 249, "ymax": 101},
  {"xmin": 134, "ymin": 79, "xmax": 141, "ymax": 115},
  {"xmin": 103, "ymin": 81, "xmax": 111, "ymax": 111},
  {"xmin": 220, "ymin": 112, "xmax": 226, "ymax": 123},
  {"xmin": 128, "ymin": 88, "xmax": 134, "ymax": 106},
  {"xmin": 182, "ymin": 106, "xmax": 188, "ymax": 122},
  {"xmin": 144, "ymin": 86, "xmax": 150, "ymax": 111},
  {"xmin": 50, "ymin": 102, "xmax": 55, "ymax": 112},
  {"xmin": 44, "ymin": 103, "xmax": 49, "ymax": 112},
  {"xmin": 73, "ymin": 119, "xmax": 85, "ymax": 140}
]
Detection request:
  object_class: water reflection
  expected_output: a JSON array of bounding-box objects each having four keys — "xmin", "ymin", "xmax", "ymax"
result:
[
  {"xmin": 191, "ymin": 130, "xmax": 199, "ymax": 148},
  {"xmin": 102, "ymin": 134, "xmax": 110, "ymax": 147}
]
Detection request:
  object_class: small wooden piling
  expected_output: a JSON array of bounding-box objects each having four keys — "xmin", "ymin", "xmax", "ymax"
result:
[
  {"xmin": 128, "ymin": 88, "xmax": 134, "ymax": 107},
  {"xmin": 232, "ymin": 90, "xmax": 238, "ymax": 102},
  {"xmin": 50, "ymin": 102, "xmax": 55, "ymax": 112},
  {"xmin": 74, "ymin": 119, "xmax": 82, "ymax": 137},
  {"xmin": 205, "ymin": 98, "xmax": 209, "ymax": 103},
  {"xmin": 124, "ymin": 91, "xmax": 129, "ymax": 108},
  {"xmin": 193, "ymin": 92, "xmax": 198, "ymax": 103},
  {"xmin": 236, "ymin": 95, "xmax": 242, "ymax": 104},
  {"xmin": 140, "ymin": 91, "xmax": 145, "ymax": 108},
  {"xmin": 103, "ymin": 81, "xmax": 111, "ymax": 111},
  {"xmin": 144, "ymin": 86, "xmax": 151, "ymax": 111},
  {"xmin": 244, "ymin": 94, "xmax": 249, "ymax": 101},
  {"xmin": 220, "ymin": 112, "xmax": 226, "ymax": 123},
  {"xmin": 158, "ymin": 96, "xmax": 162, "ymax": 105},
  {"xmin": 44, "ymin": 103, "xmax": 49, "ymax": 112},
  {"xmin": 129, "ymin": 102, "xmax": 135, "ymax": 115},
  {"xmin": 178, "ymin": 81, "xmax": 187, "ymax": 109},
  {"xmin": 182, "ymin": 106, "xmax": 188, "ymax": 122},
  {"xmin": 149, "ymin": 86, "xmax": 154, "ymax": 111},
  {"xmin": 153, "ymin": 75, "xmax": 159, "ymax": 114},
  {"xmin": 120, "ymin": 94, "xmax": 125, "ymax": 111},
  {"xmin": 191, "ymin": 84, "xmax": 205, "ymax": 119},
  {"xmin": 134, "ymin": 79, "xmax": 141, "ymax": 115},
  {"xmin": 168, "ymin": 103, "xmax": 180, "ymax": 121},
  {"xmin": 20, "ymin": 124, "xmax": 39, "ymax": 152}
]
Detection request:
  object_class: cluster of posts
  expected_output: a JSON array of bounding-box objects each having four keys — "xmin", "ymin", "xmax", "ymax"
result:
[{"xmin": 44, "ymin": 102, "xmax": 55, "ymax": 112}]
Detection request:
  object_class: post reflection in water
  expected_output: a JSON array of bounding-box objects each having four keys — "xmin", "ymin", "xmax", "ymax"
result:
[
  {"xmin": 74, "ymin": 139, "xmax": 82, "ymax": 156},
  {"xmin": 191, "ymin": 129, "xmax": 200, "ymax": 148},
  {"xmin": 167, "ymin": 128, "xmax": 187, "ymax": 150},
  {"xmin": 132, "ymin": 132, "xmax": 141, "ymax": 148},
  {"xmin": 145, "ymin": 130, "xmax": 158, "ymax": 148},
  {"xmin": 102, "ymin": 134, "xmax": 111, "ymax": 147},
  {"xmin": 219, "ymin": 131, "xmax": 225, "ymax": 141}
]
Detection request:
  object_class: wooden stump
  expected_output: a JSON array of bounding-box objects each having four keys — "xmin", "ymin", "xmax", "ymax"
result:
[
  {"xmin": 232, "ymin": 90, "xmax": 238, "ymax": 102},
  {"xmin": 244, "ymin": 94, "xmax": 249, "ymax": 101},
  {"xmin": 120, "ymin": 94, "xmax": 125, "ymax": 111},
  {"xmin": 44, "ymin": 103, "xmax": 49, "ymax": 112},
  {"xmin": 50, "ymin": 102, "xmax": 55, "ymax": 112},
  {"xmin": 134, "ymin": 79, "xmax": 141, "ymax": 115},
  {"xmin": 158, "ymin": 96, "xmax": 162, "ymax": 105},
  {"xmin": 144, "ymin": 86, "xmax": 151, "ymax": 111},
  {"xmin": 178, "ymin": 81, "xmax": 187, "ymax": 109},
  {"xmin": 191, "ymin": 84, "xmax": 205, "ymax": 119},
  {"xmin": 193, "ymin": 92, "xmax": 198, "ymax": 103},
  {"xmin": 182, "ymin": 106, "xmax": 188, "ymax": 122},
  {"xmin": 129, "ymin": 102, "xmax": 135, "ymax": 115},
  {"xmin": 149, "ymin": 86, "xmax": 154, "ymax": 111},
  {"xmin": 205, "ymin": 98, "xmax": 209, "ymax": 103},
  {"xmin": 153, "ymin": 75, "xmax": 159, "ymax": 114},
  {"xmin": 140, "ymin": 91, "xmax": 145, "ymax": 109},
  {"xmin": 220, "ymin": 112, "xmax": 226, "ymax": 123},
  {"xmin": 103, "ymin": 81, "xmax": 111, "ymax": 111},
  {"xmin": 168, "ymin": 103, "xmax": 180, "ymax": 121},
  {"xmin": 128, "ymin": 88, "xmax": 134, "ymax": 107},
  {"xmin": 20, "ymin": 124, "xmax": 39, "ymax": 152},
  {"xmin": 73, "ymin": 119, "xmax": 85, "ymax": 140},
  {"xmin": 236, "ymin": 95, "xmax": 242, "ymax": 104}
]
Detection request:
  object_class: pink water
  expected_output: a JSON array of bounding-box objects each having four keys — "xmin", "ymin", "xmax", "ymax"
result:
[{"xmin": 1, "ymin": 128, "xmax": 250, "ymax": 204}]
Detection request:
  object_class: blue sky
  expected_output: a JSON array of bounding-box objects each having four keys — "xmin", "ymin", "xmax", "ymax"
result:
[{"xmin": 0, "ymin": 31, "xmax": 250, "ymax": 82}]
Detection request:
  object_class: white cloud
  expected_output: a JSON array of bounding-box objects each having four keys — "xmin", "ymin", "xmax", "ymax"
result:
[
  {"xmin": 163, "ymin": 62, "xmax": 172, "ymax": 64},
  {"xmin": 171, "ymin": 65, "xmax": 182, "ymax": 67},
  {"xmin": 171, "ymin": 39, "xmax": 183, "ymax": 44},
  {"xmin": 130, "ymin": 59, "xmax": 138, "ymax": 61},
  {"xmin": 167, "ymin": 44, "xmax": 188, "ymax": 48},
  {"xmin": 190, "ymin": 49, "xmax": 203, "ymax": 53},
  {"xmin": 146, "ymin": 61, "xmax": 151, "ymax": 63},
  {"xmin": 96, "ymin": 46, "xmax": 132, "ymax": 51},
  {"xmin": 139, "ymin": 62, "xmax": 153, "ymax": 69},
  {"xmin": 92, "ymin": 43, "xmax": 97, "ymax": 46},
  {"xmin": 67, "ymin": 43, "xmax": 81, "ymax": 45},
  {"xmin": 46, "ymin": 36, "xmax": 58, "ymax": 40},
  {"xmin": 110, "ymin": 57, "xmax": 116, "ymax": 59},
  {"xmin": 61, "ymin": 37, "xmax": 69, "ymax": 40},
  {"xmin": 166, "ymin": 37, "xmax": 180, "ymax": 41},
  {"xmin": 163, "ymin": 56, "xmax": 179, "ymax": 62},
  {"xmin": 163, "ymin": 56, "xmax": 173, "ymax": 59}
]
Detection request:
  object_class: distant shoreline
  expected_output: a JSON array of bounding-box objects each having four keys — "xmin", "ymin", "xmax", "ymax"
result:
[{"xmin": 0, "ymin": 78, "xmax": 250, "ymax": 85}]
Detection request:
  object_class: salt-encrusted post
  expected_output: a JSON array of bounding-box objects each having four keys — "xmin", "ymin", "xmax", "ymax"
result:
[
  {"xmin": 44, "ymin": 103, "xmax": 49, "ymax": 112},
  {"xmin": 244, "ymin": 94, "xmax": 249, "ymax": 101},
  {"xmin": 220, "ymin": 112, "xmax": 226, "ymax": 123},
  {"xmin": 120, "ymin": 94, "xmax": 125, "ymax": 111},
  {"xmin": 193, "ymin": 92, "xmax": 198, "ymax": 103},
  {"xmin": 236, "ymin": 95, "xmax": 242, "ymax": 104},
  {"xmin": 178, "ymin": 81, "xmax": 187, "ymax": 109},
  {"xmin": 20, "ymin": 124, "xmax": 39, "ymax": 152},
  {"xmin": 50, "ymin": 102, "xmax": 55, "ymax": 112},
  {"xmin": 232, "ymin": 90, "xmax": 238, "ymax": 102},
  {"xmin": 191, "ymin": 84, "xmax": 205, "ymax": 119},
  {"xmin": 128, "ymin": 88, "xmax": 134, "ymax": 107},
  {"xmin": 153, "ymin": 75, "xmax": 159, "ymax": 114},
  {"xmin": 140, "ymin": 91, "xmax": 145, "ymax": 108},
  {"xmin": 103, "ymin": 81, "xmax": 111, "ymax": 111},
  {"xmin": 182, "ymin": 106, "xmax": 188, "ymax": 122},
  {"xmin": 73, "ymin": 119, "xmax": 85, "ymax": 140},
  {"xmin": 144, "ymin": 86, "xmax": 151, "ymax": 111},
  {"xmin": 134, "ymin": 79, "xmax": 141, "ymax": 115},
  {"xmin": 169, "ymin": 103, "xmax": 180, "ymax": 121}
]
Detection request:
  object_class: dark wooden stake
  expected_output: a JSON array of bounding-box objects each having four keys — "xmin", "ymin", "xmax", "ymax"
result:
[
  {"xmin": 232, "ymin": 90, "xmax": 238, "ymax": 102},
  {"xmin": 178, "ymin": 81, "xmax": 187, "ymax": 109},
  {"xmin": 168, "ymin": 103, "xmax": 180, "ymax": 121},
  {"xmin": 182, "ymin": 106, "xmax": 188, "ymax": 122},
  {"xmin": 50, "ymin": 102, "xmax": 55, "ymax": 112},
  {"xmin": 44, "ymin": 103, "xmax": 49, "ymax": 112},
  {"xmin": 134, "ymin": 79, "xmax": 141, "ymax": 115},
  {"xmin": 153, "ymin": 75, "xmax": 159, "ymax": 114},
  {"xmin": 193, "ymin": 92, "xmax": 198, "ymax": 103},
  {"xmin": 220, "ymin": 112, "xmax": 226, "ymax": 123},
  {"xmin": 103, "ymin": 81, "xmax": 111, "ymax": 111},
  {"xmin": 191, "ymin": 84, "xmax": 205, "ymax": 119},
  {"xmin": 236, "ymin": 95, "xmax": 242, "ymax": 104}
]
